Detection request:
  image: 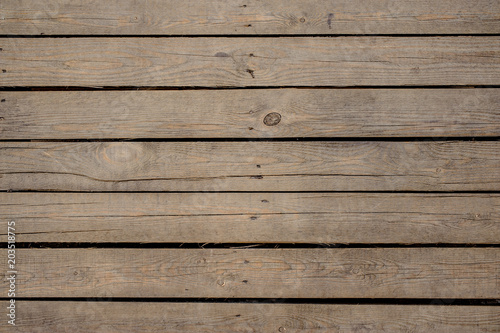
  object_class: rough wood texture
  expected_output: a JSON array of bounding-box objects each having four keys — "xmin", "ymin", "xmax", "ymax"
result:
[
  {"xmin": 1, "ymin": 37, "xmax": 500, "ymax": 87},
  {"xmin": 4, "ymin": 302, "xmax": 500, "ymax": 332},
  {"xmin": 3, "ymin": 248, "xmax": 499, "ymax": 298},
  {"xmin": 1, "ymin": 0, "xmax": 499, "ymax": 35},
  {"xmin": 1, "ymin": 89, "xmax": 499, "ymax": 139},
  {"xmin": 1, "ymin": 141, "xmax": 499, "ymax": 191},
  {"xmin": 1, "ymin": 193, "xmax": 499, "ymax": 244}
]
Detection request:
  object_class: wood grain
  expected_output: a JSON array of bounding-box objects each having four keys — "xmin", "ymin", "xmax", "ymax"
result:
[
  {"xmin": 3, "ymin": 248, "xmax": 499, "ymax": 298},
  {"xmin": 1, "ymin": 37, "xmax": 500, "ymax": 87},
  {"xmin": 1, "ymin": 0, "xmax": 499, "ymax": 35},
  {"xmin": 1, "ymin": 193, "xmax": 499, "ymax": 244},
  {"xmin": 1, "ymin": 141, "xmax": 499, "ymax": 191},
  {"xmin": 3, "ymin": 302, "xmax": 500, "ymax": 332},
  {"xmin": 1, "ymin": 89, "xmax": 499, "ymax": 139}
]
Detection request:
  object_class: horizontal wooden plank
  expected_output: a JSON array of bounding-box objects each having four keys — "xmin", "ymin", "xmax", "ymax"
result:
[
  {"xmin": 1, "ymin": 37, "xmax": 500, "ymax": 87},
  {"xmin": 4, "ymin": 248, "xmax": 499, "ymax": 298},
  {"xmin": 1, "ymin": 193, "xmax": 499, "ymax": 244},
  {"xmin": 2, "ymin": 89, "xmax": 500, "ymax": 139},
  {"xmin": 1, "ymin": 141, "xmax": 499, "ymax": 191},
  {"xmin": 4, "ymin": 302, "xmax": 500, "ymax": 332},
  {"xmin": 1, "ymin": 0, "xmax": 499, "ymax": 35}
]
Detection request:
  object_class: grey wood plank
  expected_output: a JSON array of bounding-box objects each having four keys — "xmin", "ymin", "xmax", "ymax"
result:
[
  {"xmin": 1, "ymin": 193, "xmax": 499, "ymax": 244},
  {"xmin": 1, "ymin": 141, "xmax": 499, "ymax": 191},
  {"xmin": 1, "ymin": 0, "xmax": 499, "ymax": 35},
  {"xmin": 3, "ymin": 248, "xmax": 499, "ymax": 298},
  {"xmin": 1, "ymin": 89, "xmax": 499, "ymax": 139},
  {"xmin": 1, "ymin": 37, "xmax": 500, "ymax": 87},
  {"xmin": 3, "ymin": 302, "xmax": 500, "ymax": 332}
]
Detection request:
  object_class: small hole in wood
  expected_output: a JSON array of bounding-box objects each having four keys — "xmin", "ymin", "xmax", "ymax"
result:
[{"xmin": 215, "ymin": 52, "xmax": 230, "ymax": 57}]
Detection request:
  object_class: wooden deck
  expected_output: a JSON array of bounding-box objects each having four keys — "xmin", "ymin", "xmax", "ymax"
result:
[{"xmin": 1, "ymin": 1, "xmax": 500, "ymax": 332}]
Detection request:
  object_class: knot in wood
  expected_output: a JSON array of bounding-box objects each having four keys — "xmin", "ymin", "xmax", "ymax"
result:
[{"xmin": 263, "ymin": 112, "xmax": 281, "ymax": 126}]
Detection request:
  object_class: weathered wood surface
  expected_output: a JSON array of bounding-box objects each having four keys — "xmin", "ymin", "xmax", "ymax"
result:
[
  {"xmin": 1, "ymin": 0, "xmax": 499, "ymax": 35},
  {"xmin": 1, "ymin": 193, "xmax": 499, "ymax": 244},
  {"xmin": 1, "ymin": 89, "xmax": 499, "ymax": 139},
  {"xmin": 4, "ymin": 302, "xmax": 500, "ymax": 333},
  {"xmin": 2, "ymin": 37, "xmax": 500, "ymax": 87},
  {"xmin": 1, "ymin": 141, "xmax": 499, "ymax": 191},
  {"xmin": 4, "ymin": 248, "xmax": 499, "ymax": 298}
]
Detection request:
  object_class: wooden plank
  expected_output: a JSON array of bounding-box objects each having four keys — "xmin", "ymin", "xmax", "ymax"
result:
[
  {"xmin": 1, "ymin": 37, "xmax": 500, "ymax": 87},
  {"xmin": 1, "ymin": 193, "xmax": 499, "ymax": 244},
  {"xmin": 4, "ymin": 248, "xmax": 499, "ymax": 298},
  {"xmin": 1, "ymin": 141, "xmax": 499, "ymax": 191},
  {"xmin": 1, "ymin": 0, "xmax": 499, "ymax": 35},
  {"xmin": 4, "ymin": 302, "xmax": 500, "ymax": 332},
  {"xmin": 2, "ymin": 89, "xmax": 500, "ymax": 139}
]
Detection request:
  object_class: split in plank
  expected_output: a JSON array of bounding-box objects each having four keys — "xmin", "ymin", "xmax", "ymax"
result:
[
  {"xmin": 1, "ymin": 193, "xmax": 499, "ymax": 244},
  {"xmin": 4, "ymin": 302, "xmax": 500, "ymax": 332},
  {"xmin": 4, "ymin": 248, "xmax": 499, "ymax": 298},
  {"xmin": 1, "ymin": 37, "xmax": 500, "ymax": 87},
  {"xmin": 1, "ymin": 0, "xmax": 499, "ymax": 35},
  {"xmin": 1, "ymin": 141, "xmax": 499, "ymax": 191},
  {"xmin": 2, "ymin": 89, "xmax": 500, "ymax": 139}
]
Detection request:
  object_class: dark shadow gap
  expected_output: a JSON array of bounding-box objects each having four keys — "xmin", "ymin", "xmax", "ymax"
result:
[
  {"xmin": 5, "ymin": 243, "xmax": 500, "ymax": 249},
  {"xmin": 1, "ymin": 297, "xmax": 498, "ymax": 305},
  {"xmin": 1, "ymin": 137, "xmax": 499, "ymax": 143},
  {"xmin": 1, "ymin": 85, "xmax": 499, "ymax": 91},
  {"xmin": 2, "ymin": 190, "xmax": 500, "ymax": 194}
]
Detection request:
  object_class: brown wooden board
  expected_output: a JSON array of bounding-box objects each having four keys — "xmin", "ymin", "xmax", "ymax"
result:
[
  {"xmin": 1, "ymin": 193, "xmax": 499, "ymax": 244},
  {"xmin": 1, "ymin": 141, "xmax": 499, "ymax": 191},
  {"xmin": 1, "ymin": 37, "xmax": 500, "ymax": 87},
  {"xmin": 3, "ymin": 248, "xmax": 499, "ymax": 298},
  {"xmin": 1, "ymin": 89, "xmax": 499, "ymax": 139},
  {"xmin": 3, "ymin": 302, "xmax": 500, "ymax": 332},
  {"xmin": 1, "ymin": 0, "xmax": 499, "ymax": 330},
  {"xmin": 1, "ymin": 0, "xmax": 499, "ymax": 35}
]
